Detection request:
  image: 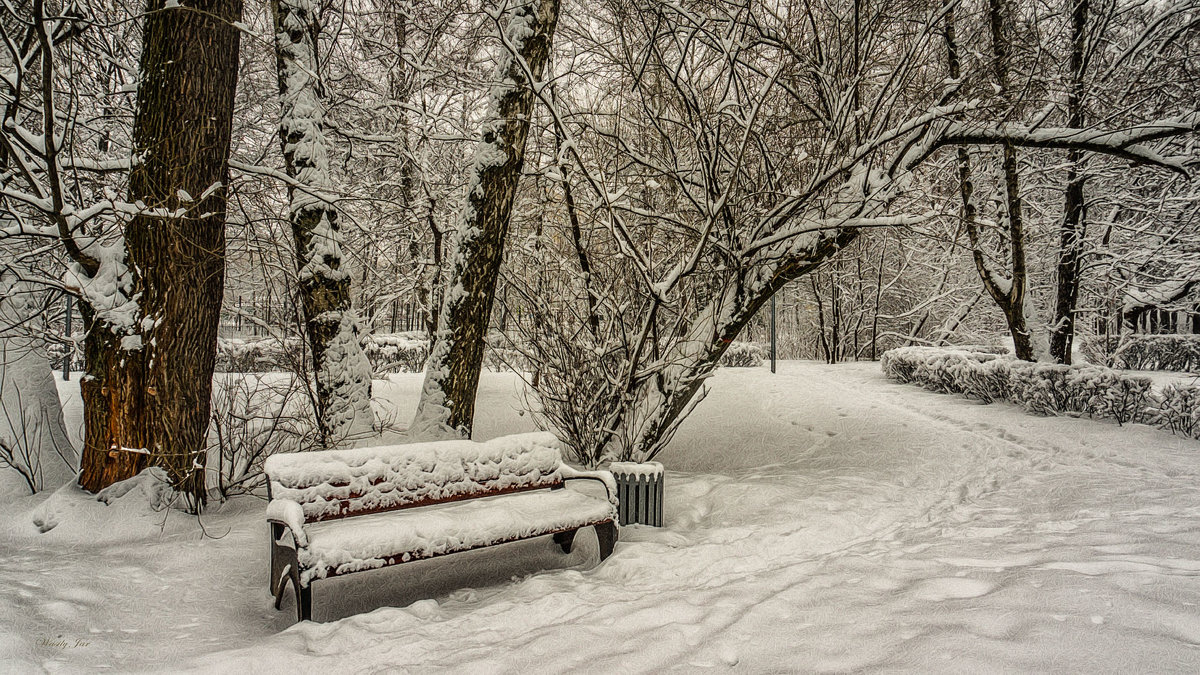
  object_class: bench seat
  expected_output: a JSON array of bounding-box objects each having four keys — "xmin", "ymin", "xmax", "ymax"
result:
[{"xmin": 298, "ymin": 487, "xmax": 616, "ymax": 584}]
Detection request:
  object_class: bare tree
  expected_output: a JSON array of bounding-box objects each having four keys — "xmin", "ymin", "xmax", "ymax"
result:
[
  {"xmin": 412, "ymin": 0, "xmax": 561, "ymax": 438},
  {"xmin": 513, "ymin": 0, "xmax": 1198, "ymax": 459}
]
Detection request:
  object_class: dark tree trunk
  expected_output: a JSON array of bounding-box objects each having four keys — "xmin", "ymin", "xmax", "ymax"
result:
[
  {"xmin": 945, "ymin": 0, "xmax": 1037, "ymax": 362},
  {"xmin": 555, "ymin": 113, "xmax": 600, "ymax": 339},
  {"xmin": 412, "ymin": 0, "xmax": 560, "ymax": 437},
  {"xmin": 78, "ymin": 0, "xmax": 243, "ymax": 506},
  {"xmin": 989, "ymin": 0, "xmax": 1036, "ymax": 361},
  {"xmin": 1050, "ymin": 0, "xmax": 1090, "ymax": 364}
]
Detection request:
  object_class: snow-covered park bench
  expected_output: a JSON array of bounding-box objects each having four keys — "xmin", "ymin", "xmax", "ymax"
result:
[{"xmin": 263, "ymin": 432, "xmax": 619, "ymax": 621}]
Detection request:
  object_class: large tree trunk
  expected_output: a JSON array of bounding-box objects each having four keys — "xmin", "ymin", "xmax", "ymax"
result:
[
  {"xmin": 272, "ymin": 0, "xmax": 374, "ymax": 446},
  {"xmin": 1049, "ymin": 0, "xmax": 1090, "ymax": 364},
  {"xmin": 78, "ymin": 0, "xmax": 242, "ymax": 507},
  {"xmin": 411, "ymin": 0, "xmax": 560, "ymax": 438}
]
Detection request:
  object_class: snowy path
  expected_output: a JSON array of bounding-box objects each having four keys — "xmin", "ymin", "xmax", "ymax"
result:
[{"xmin": 3, "ymin": 363, "xmax": 1200, "ymax": 672}]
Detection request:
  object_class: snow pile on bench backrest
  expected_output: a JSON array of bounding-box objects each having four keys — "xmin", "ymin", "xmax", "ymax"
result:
[{"xmin": 264, "ymin": 432, "xmax": 566, "ymax": 522}]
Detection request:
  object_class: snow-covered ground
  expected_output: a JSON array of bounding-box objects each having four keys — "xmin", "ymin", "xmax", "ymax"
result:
[{"xmin": 4, "ymin": 362, "xmax": 1200, "ymax": 673}]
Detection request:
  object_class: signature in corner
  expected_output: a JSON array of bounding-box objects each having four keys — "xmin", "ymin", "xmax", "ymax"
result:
[{"xmin": 36, "ymin": 636, "xmax": 92, "ymax": 649}]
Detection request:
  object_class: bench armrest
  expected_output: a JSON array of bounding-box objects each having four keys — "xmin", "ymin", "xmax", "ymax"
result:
[
  {"xmin": 559, "ymin": 466, "xmax": 619, "ymax": 513},
  {"xmin": 266, "ymin": 498, "xmax": 309, "ymax": 549}
]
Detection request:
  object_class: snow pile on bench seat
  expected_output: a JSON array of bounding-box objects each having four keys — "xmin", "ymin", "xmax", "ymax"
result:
[
  {"xmin": 264, "ymin": 432, "xmax": 566, "ymax": 521},
  {"xmin": 298, "ymin": 488, "xmax": 614, "ymax": 585}
]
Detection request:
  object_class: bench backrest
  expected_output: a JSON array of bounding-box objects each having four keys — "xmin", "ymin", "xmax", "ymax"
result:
[{"xmin": 264, "ymin": 432, "xmax": 566, "ymax": 522}]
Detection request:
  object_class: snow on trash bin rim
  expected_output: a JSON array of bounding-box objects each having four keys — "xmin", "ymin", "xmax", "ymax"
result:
[{"xmin": 608, "ymin": 461, "xmax": 665, "ymax": 478}]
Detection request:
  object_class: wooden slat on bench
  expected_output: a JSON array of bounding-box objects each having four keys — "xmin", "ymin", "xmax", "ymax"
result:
[
  {"xmin": 302, "ymin": 480, "xmax": 565, "ymax": 522},
  {"xmin": 316, "ymin": 519, "xmax": 615, "ymax": 579}
]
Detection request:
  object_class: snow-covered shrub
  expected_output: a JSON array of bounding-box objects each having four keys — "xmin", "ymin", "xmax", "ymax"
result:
[
  {"xmin": 1078, "ymin": 335, "xmax": 1119, "ymax": 367},
  {"xmin": 518, "ymin": 332, "xmax": 626, "ymax": 468},
  {"xmin": 880, "ymin": 347, "xmax": 922, "ymax": 383},
  {"xmin": 881, "ymin": 347, "xmax": 1153, "ymax": 425},
  {"xmin": 1153, "ymin": 384, "xmax": 1200, "ymax": 440},
  {"xmin": 1089, "ymin": 371, "xmax": 1155, "ymax": 425},
  {"xmin": 719, "ymin": 341, "xmax": 765, "ymax": 367},
  {"xmin": 882, "ymin": 347, "xmax": 1005, "ymax": 401},
  {"xmin": 363, "ymin": 332, "xmax": 428, "ymax": 374},
  {"xmin": 955, "ymin": 344, "xmax": 1011, "ymax": 355},
  {"xmin": 954, "ymin": 355, "xmax": 1008, "ymax": 404},
  {"xmin": 206, "ymin": 374, "xmax": 319, "ymax": 500}
]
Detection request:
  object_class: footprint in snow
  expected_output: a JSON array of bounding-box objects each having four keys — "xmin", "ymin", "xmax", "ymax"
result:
[{"xmin": 910, "ymin": 577, "xmax": 995, "ymax": 601}]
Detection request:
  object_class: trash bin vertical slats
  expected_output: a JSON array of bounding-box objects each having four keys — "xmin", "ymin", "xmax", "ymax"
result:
[{"xmin": 609, "ymin": 462, "xmax": 665, "ymax": 527}]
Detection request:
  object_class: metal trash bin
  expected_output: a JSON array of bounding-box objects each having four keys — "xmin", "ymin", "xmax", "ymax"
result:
[{"xmin": 609, "ymin": 461, "xmax": 664, "ymax": 527}]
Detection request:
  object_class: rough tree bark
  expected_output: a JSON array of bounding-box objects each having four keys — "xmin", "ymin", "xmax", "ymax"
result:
[
  {"xmin": 77, "ymin": 0, "xmax": 242, "ymax": 506},
  {"xmin": 411, "ymin": 0, "xmax": 560, "ymax": 438},
  {"xmin": 272, "ymin": 0, "xmax": 374, "ymax": 446}
]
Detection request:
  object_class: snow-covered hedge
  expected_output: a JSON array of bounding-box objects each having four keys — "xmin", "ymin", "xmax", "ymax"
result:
[
  {"xmin": 881, "ymin": 347, "xmax": 1153, "ymax": 425},
  {"xmin": 882, "ymin": 347, "xmax": 1200, "ymax": 441},
  {"xmin": 1080, "ymin": 334, "xmax": 1200, "ymax": 372},
  {"xmin": 217, "ymin": 333, "xmax": 429, "ymax": 374},
  {"xmin": 719, "ymin": 341, "xmax": 765, "ymax": 368},
  {"xmin": 1114, "ymin": 335, "xmax": 1200, "ymax": 372},
  {"xmin": 215, "ymin": 337, "xmax": 300, "ymax": 373},
  {"xmin": 216, "ymin": 333, "xmax": 538, "ymax": 375},
  {"xmin": 363, "ymin": 332, "xmax": 428, "ymax": 374}
]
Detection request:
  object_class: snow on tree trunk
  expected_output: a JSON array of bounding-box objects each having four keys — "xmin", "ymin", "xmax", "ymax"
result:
[
  {"xmin": 410, "ymin": 0, "xmax": 560, "ymax": 439},
  {"xmin": 0, "ymin": 277, "xmax": 77, "ymax": 495},
  {"xmin": 272, "ymin": 0, "xmax": 374, "ymax": 446},
  {"xmin": 76, "ymin": 0, "xmax": 243, "ymax": 508},
  {"xmin": 622, "ymin": 226, "xmax": 862, "ymax": 462}
]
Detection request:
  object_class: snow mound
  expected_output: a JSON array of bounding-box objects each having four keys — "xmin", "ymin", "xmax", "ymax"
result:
[{"xmin": 17, "ymin": 468, "xmax": 179, "ymax": 542}]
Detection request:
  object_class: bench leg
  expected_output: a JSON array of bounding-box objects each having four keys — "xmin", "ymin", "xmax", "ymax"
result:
[
  {"xmin": 270, "ymin": 523, "xmax": 287, "ymax": 597},
  {"xmin": 297, "ymin": 583, "xmax": 312, "ymax": 622},
  {"xmin": 553, "ymin": 529, "xmax": 578, "ymax": 554},
  {"xmin": 271, "ymin": 523, "xmax": 309, "ymax": 621},
  {"xmin": 273, "ymin": 566, "xmax": 292, "ymax": 611},
  {"xmin": 595, "ymin": 521, "xmax": 617, "ymax": 561}
]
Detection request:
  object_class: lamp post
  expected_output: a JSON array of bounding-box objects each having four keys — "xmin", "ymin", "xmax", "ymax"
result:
[
  {"xmin": 770, "ymin": 293, "xmax": 777, "ymax": 374},
  {"xmin": 62, "ymin": 295, "xmax": 73, "ymax": 381}
]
